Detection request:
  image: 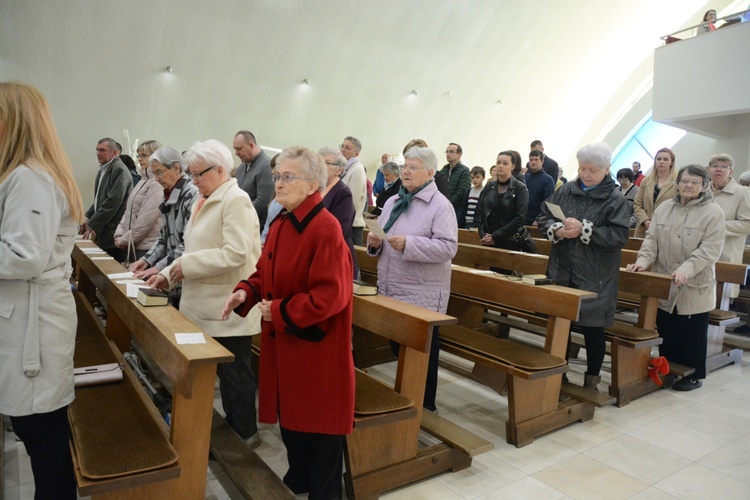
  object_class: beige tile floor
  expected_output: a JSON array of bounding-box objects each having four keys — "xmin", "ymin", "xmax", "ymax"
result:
[{"xmin": 4, "ymin": 345, "xmax": 750, "ymax": 499}]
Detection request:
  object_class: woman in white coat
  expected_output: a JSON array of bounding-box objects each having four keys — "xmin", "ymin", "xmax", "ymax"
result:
[
  {"xmin": 148, "ymin": 140, "xmax": 263, "ymax": 443},
  {"xmin": 0, "ymin": 82, "xmax": 84, "ymax": 499}
]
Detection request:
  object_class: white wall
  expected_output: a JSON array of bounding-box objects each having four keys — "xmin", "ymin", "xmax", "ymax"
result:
[{"xmin": 0, "ymin": 0, "xmax": 714, "ymax": 206}]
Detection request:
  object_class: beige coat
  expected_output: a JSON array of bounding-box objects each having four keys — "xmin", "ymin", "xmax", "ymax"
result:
[
  {"xmin": 633, "ymin": 176, "xmax": 677, "ymax": 238},
  {"xmin": 114, "ymin": 171, "xmax": 164, "ymax": 252},
  {"xmin": 161, "ymin": 179, "xmax": 261, "ymax": 337},
  {"xmin": 710, "ymin": 178, "xmax": 750, "ymax": 297},
  {"xmin": 635, "ymin": 191, "xmax": 725, "ymax": 315}
]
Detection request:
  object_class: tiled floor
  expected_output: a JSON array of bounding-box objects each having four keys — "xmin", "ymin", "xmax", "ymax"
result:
[{"xmin": 5, "ymin": 342, "xmax": 750, "ymax": 499}]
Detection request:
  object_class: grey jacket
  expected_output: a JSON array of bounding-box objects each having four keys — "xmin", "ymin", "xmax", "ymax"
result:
[
  {"xmin": 538, "ymin": 175, "xmax": 630, "ymax": 327},
  {"xmin": 143, "ymin": 177, "xmax": 198, "ymax": 271},
  {"xmin": 85, "ymin": 157, "xmax": 133, "ymax": 249},
  {"xmin": 235, "ymin": 150, "xmax": 274, "ymax": 228},
  {"xmin": 635, "ymin": 191, "xmax": 725, "ymax": 315}
]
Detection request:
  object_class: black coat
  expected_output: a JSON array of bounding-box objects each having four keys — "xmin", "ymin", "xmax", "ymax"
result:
[
  {"xmin": 537, "ymin": 175, "xmax": 629, "ymax": 327},
  {"xmin": 474, "ymin": 177, "xmax": 529, "ymax": 247},
  {"xmin": 373, "ymin": 178, "xmax": 402, "ymax": 216}
]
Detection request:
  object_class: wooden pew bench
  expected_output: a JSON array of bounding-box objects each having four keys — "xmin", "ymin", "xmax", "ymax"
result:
[
  {"xmin": 74, "ymin": 241, "xmax": 278, "ymax": 499},
  {"xmin": 450, "ymin": 243, "xmax": 671, "ymax": 407},
  {"xmin": 345, "ymin": 293, "xmax": 491, "ymax": 499},
  {"xmin": 618, "ymin": 248, "xmax": 748, "ymax": 374},
  {"xmin": 355, "ymin": 246, "xmax": 602, "ymax": 447}
]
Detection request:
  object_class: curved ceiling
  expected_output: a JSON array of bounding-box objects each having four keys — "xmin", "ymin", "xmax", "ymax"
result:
[{"xmin": 1, "ymin": 0, "xmax": 722, "ymax": 196}]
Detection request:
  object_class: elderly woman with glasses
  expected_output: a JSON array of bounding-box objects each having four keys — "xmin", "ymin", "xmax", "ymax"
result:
[
  {"xmin": 373, "ymin": 161, "xmax": 402, "ymax": 216},
  {"xmin": 113, "ymin": 140, "xmax": 164, "ymax": 262},
  {"xmin": 366, "ymin": 146, "xmax": 458, "ymax": 412},
  {"xmin": 538, "ymin": 143, "xmax": 629, "ymax": 391},
  {"xmin": 628, "ymin": 165, "xmax": 725, "ymax": 391},
  {"xmin": 148, "ymin": 140, "xmax": 263, "ymax": 444},
  {"xmin": 130, "ymin": 147, "xmax": 198, "ymax": 305},
  {"xmin": 223, "ymin": 147, "xmax": 354, "ymax": 499},
  {"xmin": 319, "ymin": 146, "xmax": 357, "ymax": 274},
  {"xmin": 707, "ymin": 154, "xmax": 750, "ymax": 299}
]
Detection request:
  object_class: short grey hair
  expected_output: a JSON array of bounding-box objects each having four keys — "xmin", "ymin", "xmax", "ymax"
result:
[
  {"xmin": 677, "ymin": 164, "xmax": 710, "ymax": 189},
  {"xmin": 343, "ymin": 136, "xmax": 362, "ymax": 153},
  {"xmin": 235, "ymin": 130, "xmax": 257, "ymax": 145},
  {"xmin": 184, "ymin": 139, "xmax": 233, "ymax": 180},
  {"xmin": 576, "ymin": 142, "xmax": 612, "ymax": 170},
  {"xmin": 404, "ymin": 146, "xmax": 437, "ymax": 173},
  {"xmin": 738, "ymin": 170, "xmax": 750, "ymax": 185},
  {"xmin": 317, "ymin": 147, "xmax": 346, "ymax": 168},
  {"xmin": 709, "ymin": 153, "xmax": 734, "ymax": 169},
  {"xmin": 97, "ymin": 137, "xmax": 119, "ymax": 152},
  {"xmin": 150, "ymin": 146, "xmax": 186, "ymax": 172},
  {"xmin": 380, "ymin": 161, "xmax": 401, "ymax": 177},
  {"xmin": 277, "ymin": 146, "xmax": 327, "ymax": 193}
]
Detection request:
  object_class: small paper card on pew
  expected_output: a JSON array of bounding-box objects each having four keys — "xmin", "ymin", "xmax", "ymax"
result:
[
  {"xmin": 365, "ymin": 219, "xmax": 388, "ymax": 241},
  {"xmin": 175, "ymin": 333, "xmax": 206, "ymax": 344},
  {"xmin": 126, "ymin": 283, "xmax": 150, "ymax": 298},
  {"xmin": 545, "ymin": 202, "xmax": 567, "ymax": 221},
  {"xmin": 74, "ymin": 363, "xmax": 123, "ymax": 387},
  {"xmin": 91, "ymin": 256, "xmax": 114, "ymax": 260},
  {"xmin": 82, "ymin": 247, "xmax": 107, "ymax": 254},
  {"xmin": 116, "ymin": 279, "xmax": 146, "ymax": 285},
  {"xmin": 107, "ymin": 271, "xmax": 134, "ymax": 279}
]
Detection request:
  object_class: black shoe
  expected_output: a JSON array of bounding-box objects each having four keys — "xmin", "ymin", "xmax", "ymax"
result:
[{"xmin": 673, "ymin": 378, "xmax": 702, "ymax": 391}]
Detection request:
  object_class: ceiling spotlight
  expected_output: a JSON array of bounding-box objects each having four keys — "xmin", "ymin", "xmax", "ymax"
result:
[
  {"xmin": 166, "ymin": 65, "xmax": 173, "ymax": 73},
  {"xmin": 303, "ymin": 78, "xmax": 310, "ymax": 85},
  {"xmin": 411, "ymin": 90, "xmax": 418, "ymax": 96},
  {"xmin": 496, "ymin": 99, "xmax": 504, "ymax": 105}
]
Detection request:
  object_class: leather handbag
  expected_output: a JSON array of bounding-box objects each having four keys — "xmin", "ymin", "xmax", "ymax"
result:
[{"xmin": 512, "ymin": 226, "xmax": 537, "ymax": 253}]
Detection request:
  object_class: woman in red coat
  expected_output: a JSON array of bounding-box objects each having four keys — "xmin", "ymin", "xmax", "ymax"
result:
[{"xmin": 222, "ymin": 146, "xmax": 354, "ymax": 500}]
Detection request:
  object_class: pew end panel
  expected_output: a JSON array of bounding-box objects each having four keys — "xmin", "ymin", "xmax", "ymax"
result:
[{"xmin": 345, "ymin": 292, "xmax": 491, "ymax": 499}]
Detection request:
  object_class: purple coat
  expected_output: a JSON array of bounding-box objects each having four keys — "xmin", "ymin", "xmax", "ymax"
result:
[{"xmin": 368, "ymin": 181, "xmax": 457, "ymax": 313}]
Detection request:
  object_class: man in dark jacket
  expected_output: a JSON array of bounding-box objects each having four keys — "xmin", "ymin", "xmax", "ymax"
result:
[
  {"xmin": 233, "ymin": 130, "xmax": 274, "ymax": 229},
  {"xmin": 83, "ymin": 137, "xmax": 133, "ymax": 261},
  {"xmin": 524, "ymin": 150, "xmax": 555, "ymax": 225},
  {"xmin": 439, "ymin": 142, "xmax": 471, "ymax": 218}
]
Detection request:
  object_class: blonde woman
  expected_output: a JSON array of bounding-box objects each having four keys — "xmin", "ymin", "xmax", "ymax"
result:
[
  {"xmin": 0, "ymin": 82, "xmax": 84, "ymax": 499},
  {"xmin": 633, "ymin": 147, "xmax": 678, "ymax": 237},
  {"xmin": 114, "ymin": 140, "xmax": 164, "ymax": 262}
]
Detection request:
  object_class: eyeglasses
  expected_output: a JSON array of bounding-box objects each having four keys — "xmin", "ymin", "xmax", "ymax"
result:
[
  {"xmin": 339, "ymin": 144, "xmax": 355, "ymax": 151},
  {"xmin": 445, "ymin": 150, "xmax": 458, "ymax": 154},
  {"xmin": 402, "ymin": 164, "xmax": 424, "ymax": 173},
  {"xmin": 273, "ymin": 172, "xmax": 312, "ymax": 184},
  {"xmin": 189, "ymin": 165, "xmax": 216, "ymax": 181},
  {"xmin": 152, "ymin": 167, "xmax": 168, "ymax": 177},
  {"xmin": 679, "ymin": 179, "xmax": 703, "ymax": 186},
  {"xmin": 708, "ymin": 163, "xmax": 731, "ymax": 170},
  {"xmin": 324, "ymin": 161, "xmax": 341, "ymax": 167}
]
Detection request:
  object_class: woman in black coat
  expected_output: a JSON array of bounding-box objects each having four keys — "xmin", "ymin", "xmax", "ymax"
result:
[
  {"xmin": 373, "ymin": 161, "xmax": 402, "ymax": 216},
  {"xmin": 473, "ymin": 151, "xmax": 533, "ymax": 251},
  {"xmin": 538, "ymin": 143, "xmax": 629, "ymax": 391}
]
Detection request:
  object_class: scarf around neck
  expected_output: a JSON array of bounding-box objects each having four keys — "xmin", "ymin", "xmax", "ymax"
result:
[{"xmin": 382, "ymin": 180, "xmax": 432, "ymax": 233}]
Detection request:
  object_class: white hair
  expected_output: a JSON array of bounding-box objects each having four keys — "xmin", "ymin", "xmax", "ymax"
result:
[
  {"xmin": 404, "ymin": 146, "xmax": 438, "ymax": 173},
  {"xmin": 184, "ymin": 139, "xmax": 233, "ymax": 180},
  {"xmin": 576, "ymin": 142, "xmax": 612, "ymax": 170}
]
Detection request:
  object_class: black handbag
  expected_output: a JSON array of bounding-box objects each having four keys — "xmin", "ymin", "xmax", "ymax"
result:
[{"xmin": 512, "ymin": 226, "xmax": 537, "ymax": 253}]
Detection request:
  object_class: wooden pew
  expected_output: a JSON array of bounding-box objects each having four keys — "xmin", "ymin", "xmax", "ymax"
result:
[
  {"xmin": 618, "ymin": 247, "xmax": 748, "ymax": 373},
  {"xmin": 356, "ymin": 247, "xmax": 602, "ymax": 447},
  {"xmin": 345, "ymin": 293, "xmax": 491, "ymax": 499},
  {"xmin": 449, "ymin": 243, "xmax": 672, "ymax": 406},
  {"xmin": 71, "ymin": 242, "xmax": 247, "ymax": 499}
]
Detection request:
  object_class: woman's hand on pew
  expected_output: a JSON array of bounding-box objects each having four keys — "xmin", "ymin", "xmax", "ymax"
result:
[
  {"xmin": 168, "ymin": 260, "xmax": 184, "ymax": 284},
  {"xmin": 221, "ymin": 289, "xmax": 247, "ymax": 321},
  {"xmin": 134, "ymin": 266, "xmax": 159, "ymax": 280},
  {"xmin": 626, "ymin": 263, "xmax": 647, "ymax": 272},
  {"xmin": 480, "ymin": 234, "xmax": 495, "ymax": 246},
  {"xmin": 130, "ymin": 259, "xmax": 148, "ymax": 274},
  {"xmin": 147, "ymin": 273, "xmax": 168, "ymax": 291},
  {"xmin": 367, "ymin": 232, "xmax": 382, "ymax": 249},
  {"xmin": 672, "ymin": 270, "xmax": 688, "ymax": 286}
]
